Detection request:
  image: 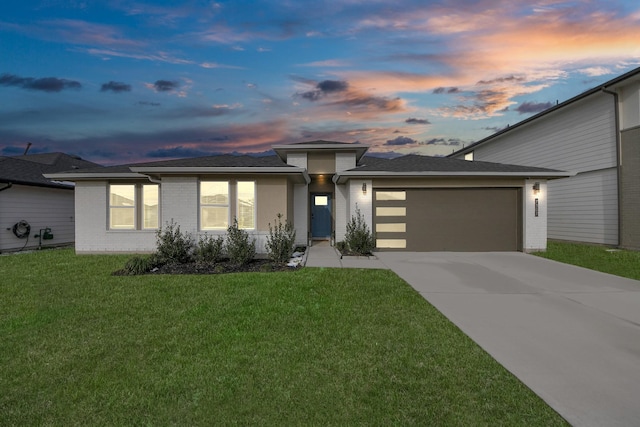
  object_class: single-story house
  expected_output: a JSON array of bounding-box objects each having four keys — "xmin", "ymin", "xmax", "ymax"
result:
[
  {"xmin": 0, "ymin": 152, "xmax": 102, "ymax": 252},
  {"xmin": 46, "ymin": 141, "xmax": 570, "ymax": 254},
  {"xmin": 451, "ymin": 66, "xmax": 640, "ymax": 250}
]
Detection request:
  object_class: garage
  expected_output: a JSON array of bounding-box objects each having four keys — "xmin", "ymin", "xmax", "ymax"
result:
[{"xmin": 374, "ymin": 188, "xmax": 523, "ymax": 252}]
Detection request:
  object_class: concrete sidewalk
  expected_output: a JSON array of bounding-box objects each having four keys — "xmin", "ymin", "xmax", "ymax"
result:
[{"xmin": 304, "ymin": 240, "xmax": 388, "ymax": 269}]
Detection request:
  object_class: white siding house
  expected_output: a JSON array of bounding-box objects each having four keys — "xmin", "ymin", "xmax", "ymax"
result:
[{"xmin": 452, "ymin": 66, "xmax": 640, "ymax": 249}]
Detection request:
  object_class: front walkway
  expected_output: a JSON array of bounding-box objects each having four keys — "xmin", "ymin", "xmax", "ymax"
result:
[{"xmin": 304, "ymin": 240, "xmax": 388, "ymax": 269}]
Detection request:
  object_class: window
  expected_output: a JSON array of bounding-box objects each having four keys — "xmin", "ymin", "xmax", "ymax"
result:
[
  {"xmin": 237, "ymin": 181, "xmax": 255, "ymax": 229},
  {"xmin": 376, "ymin": 223, "xmax": 406, "ymax": 233},
  {"xmin": 201, "ymin": 181, "xmax": 229, "ymax": 229},
  {"xmin": 375, "ymin": 191, "xmax": 406, "ymax": 201},
  {"xmin": 110, "ymin": 185, "xmax": 135, "ymax": 229},
  {"xmin": 376, "ymin": 207, "xmax": 406, "ymax": 217},
  {"xmin": 109, "ymin": 184, "xmax": 159, "ymax": 230},
  {"xmin": 376, "ymin": 239, "xmax": 407, "ymax": 249},
  {"xmin": 143, "ymin": 185, "xmax": 159, "ymax": 229}
]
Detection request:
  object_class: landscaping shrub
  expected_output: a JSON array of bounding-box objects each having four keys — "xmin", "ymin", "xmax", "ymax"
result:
[
  {"xmin": 225, "ymin": 218, "xmax": 256, "ymax": 266},
  {"xmin": 265, "ymin": 213, "xmax": 296, "ymax": 264},
  {"xmin": 120, "ymin": 255, "xmax": 156, "ymax": 275},
  {"xmin": 194, "ymin": 233, "xmax": 224, "ymax": 264},
  {"xmin": 345, "ymin": 206, "xmax": 375, "ymax": 255},
  {"xmin": 155, "ymin": 219, "xmax": 194, "ymax": 264}
]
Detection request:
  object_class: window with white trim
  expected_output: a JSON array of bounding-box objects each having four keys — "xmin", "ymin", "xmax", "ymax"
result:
[
  {"xmin": 109, "ymin": 184, "xmax": 159, "ymax": 230},
  {"xmin": 200, "ymin": 181, "xmax": 229, "ymax": 229},
  {"xmin": 237, "ymin": 181, "xmax": 255, "ymax": 229}
]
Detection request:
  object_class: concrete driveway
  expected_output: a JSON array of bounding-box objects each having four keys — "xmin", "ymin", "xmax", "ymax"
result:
[{"xmin": 376, "ymin": 251, "xmax": 640, "ymax": 427}]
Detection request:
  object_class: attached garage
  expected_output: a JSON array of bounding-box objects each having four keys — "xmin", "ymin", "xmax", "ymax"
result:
[
  {"xmin": 374, "ymin": 188, "xmax": 522, "ymax": 251},
  {"xmin": 333, "ymin": 154, "xmax": 572, "ymax": 253}
]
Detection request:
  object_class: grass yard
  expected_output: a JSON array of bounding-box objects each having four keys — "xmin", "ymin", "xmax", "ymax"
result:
[
  {"xmin": 535, "ymin": 241, "xmax": 640, "ymax": 281},
  {"xmin": 1, "ymin": 249, "xmax": 566, "ymax": 425}
]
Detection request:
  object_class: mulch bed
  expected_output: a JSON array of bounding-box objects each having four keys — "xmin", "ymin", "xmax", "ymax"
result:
[{"xmin": 149, "ymin": 259, "xmax": 297, "ymax": 275}]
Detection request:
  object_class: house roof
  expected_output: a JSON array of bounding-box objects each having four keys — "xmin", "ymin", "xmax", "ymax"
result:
[
  {"xmin": 0, "ymin": 152, "xmax": 102, "ymax": 189},
  {"xmin": 272, "ymin": 140, "xmax": 369, "ymax": 163},
  {"xmin": 333, "ymin": 154, "xmax": 572, "ymax": 184},
  {"xmin": 45, "ymin": 154, "xmax": 311, "ymax": 184},
  {"xmin": 451, "ymin": 65, "xmax": 640, "ymax": 157}
]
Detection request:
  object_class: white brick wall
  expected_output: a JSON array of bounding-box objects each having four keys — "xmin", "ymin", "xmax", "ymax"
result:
[
  {"xmin": 75, "ymin": 181, "xmax": 156, "ymax": 253},
  {"xmin": 334, "ymin": 183, "xmax": 349, "ymax": 242},
  {"xmin": 161, "ymin": 177, "xmax": 198, "ymax": 234},
  {"xmin": 523, "ymin": 179, "xmax": 547, "ymax": 252},
  {"xmin": 348, "ymin": 180, "xmax": 373, "ymax": 231}
]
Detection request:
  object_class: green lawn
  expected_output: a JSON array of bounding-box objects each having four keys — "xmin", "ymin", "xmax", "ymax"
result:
[
  {"xmin": 535, "ymin": 241, "xmax": 640, "ymax": 281},
  {"xmin": 1, "ymin": 249, "xmax": 566, "ymax": 425}
]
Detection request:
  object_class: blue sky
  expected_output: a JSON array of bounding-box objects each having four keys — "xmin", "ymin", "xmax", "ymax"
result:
[{"xmin": 1, "ymin": 0, "xmax": 639, "ymax": 164}]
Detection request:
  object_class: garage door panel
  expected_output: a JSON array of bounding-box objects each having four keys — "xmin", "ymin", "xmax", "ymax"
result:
[{"xmin": 374, "ymin": 188, "xmax": 522, "ymax": 252}]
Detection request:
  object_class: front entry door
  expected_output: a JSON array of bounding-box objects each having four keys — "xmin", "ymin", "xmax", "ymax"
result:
[{"xmin": 311, "ymin": 194, "xmax": 332, "ymax": 239}]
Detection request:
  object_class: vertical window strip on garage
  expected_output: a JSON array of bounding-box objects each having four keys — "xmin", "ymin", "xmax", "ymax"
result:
[{"xmin": 374, "ymin": 190, "xmax": 407, "ymax": 249}]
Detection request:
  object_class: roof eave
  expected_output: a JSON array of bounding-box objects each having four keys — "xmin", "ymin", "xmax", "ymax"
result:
[
  {"xmin": 451, "ymin": 66, "xmax": 640, "ymax": 157},
  {"xmin": 272, "ymin": 144, "xmax": 370, "ymax": 162},
  {"xmin": 46, "ymin": 167, "xmax": 312, "ymax": 184},
  {"xmin": 130, "ymin": 166, "xmax": 311, "ymax": 184},
  {"xmin": 43, "ymin": 172, "xmax": 145, "ymax": 180},
  {"xmin": 333, "ymin": 170, "xmax": 574, "ymax": 184}
]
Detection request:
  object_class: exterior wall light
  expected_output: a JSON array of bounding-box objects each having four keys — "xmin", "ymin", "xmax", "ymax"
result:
[
  {"xmin": 533, "ymin": 182, "xmax": 540, "ymax": 194},
  {"xmin": 362, "ymin": 183, "xmax": 367, "ymax": 194}
]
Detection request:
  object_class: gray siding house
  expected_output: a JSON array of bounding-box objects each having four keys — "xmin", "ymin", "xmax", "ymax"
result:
[
  {"xmin": 452, "ymin": 66, "xmax": 640, "ymax": 250},
  {"xmin": 0, "ymin": 152, "xmax": 102, "ymax": 252}
]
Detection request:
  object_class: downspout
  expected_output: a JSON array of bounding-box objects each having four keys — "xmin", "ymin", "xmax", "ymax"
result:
[
  {"xmin": 0, "ymin": 182, "xmax": 13, "ymax": 192},
  {"xmin": 601, "ymin": 86, "xmax": 622, "ymax": 247}
]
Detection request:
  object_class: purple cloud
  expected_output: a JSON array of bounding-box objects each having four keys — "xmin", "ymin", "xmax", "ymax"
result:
[
  {"xmin": 153, "ymin": 80, "xmax": 180, "ymax": 92},
  {"xmin": 0, "ymin": 73, "xmax": 81, "ymax": 92},
  {"xmin": 101, "ymin": 81, "xmax": 132, "ymax": 93},
  {"xmin": 405, "ymin": 118, "xmax": 430, "ymax": 125},
  {"xmin": 299, "ymin": 79, "xmax": 349, "ymax": 101},
  {"xmin": 385, "ymin": 136, "xmax": 417, "ymax": 146},
  {"xmin": 433, "ymin": 87, "xmax": 459, "ymax": 94},
  {"xmin": 515, "ymin": 101, "xmax": 553, "ymax": 114}
]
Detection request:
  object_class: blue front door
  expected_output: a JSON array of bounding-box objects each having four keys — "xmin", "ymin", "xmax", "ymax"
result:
[{"xmin": 311, "ymin": 194, "xmax": 332, "ymax": 238}]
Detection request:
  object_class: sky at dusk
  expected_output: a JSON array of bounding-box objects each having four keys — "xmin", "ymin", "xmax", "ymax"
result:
[{"xmin": 1, "ymin": 0, "xmax": 640, "ymax": 165}]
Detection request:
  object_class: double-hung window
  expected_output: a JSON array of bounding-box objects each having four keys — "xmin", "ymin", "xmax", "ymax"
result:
[
  {"xmin": 109, "ymin": 184, "xmax": 159, "ymax": 230},
  {"xmin": 237, "ymin": 181, "xmax": 255, "ymax": 229},
  {"xmin": 200, "ymin": 181, "xmax": 229, "ymax": 229},
  {"xmin": 199, "ymin": 181, "xmax": 255, "ymax": 230}
]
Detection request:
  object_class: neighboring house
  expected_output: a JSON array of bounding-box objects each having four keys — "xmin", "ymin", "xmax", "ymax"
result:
[
  {"xmin": 0, "ymin": 152, "xmax": 102, "ymax": 252},
  {"xmin": 451, "ymin": 66, "xmax": 640, "ymax": 250},
  {"xmin": 46, "ymin": 141, "xmax": 569, "ymax": 254}
]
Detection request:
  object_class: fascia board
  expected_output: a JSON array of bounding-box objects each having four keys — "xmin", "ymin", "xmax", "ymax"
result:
[
  {"xmin": 130, "ymin": 166, "xmax": 311, "ymax": 184},
  {"xmin": 333, "ymin": 170, "xmax": 575, "ymax": 184},
  {"xmin": 43, "ymin": 172, "xmax": 144, "ymax": 180}
]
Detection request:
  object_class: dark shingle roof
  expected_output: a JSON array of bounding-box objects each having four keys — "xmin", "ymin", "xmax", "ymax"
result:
[
  {"xmin": 0, "ymin": 153, "xmax": 102, "ymax": 188},
  {"xmin": 352, "ymin": 154, "xmax": 564, "ymax": 173},
  {"xmin": 48, "ymin": 154, "xmax": 295, "ymax": 177},
  {"xmin": 289, "ymin": 140, "xmax": 353, "ymax": 145}
]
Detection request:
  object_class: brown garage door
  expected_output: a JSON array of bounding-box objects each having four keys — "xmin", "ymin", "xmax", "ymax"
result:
[{"xmin": 374, "ymin": 188, "xmax": 522, "ymax": 251}]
